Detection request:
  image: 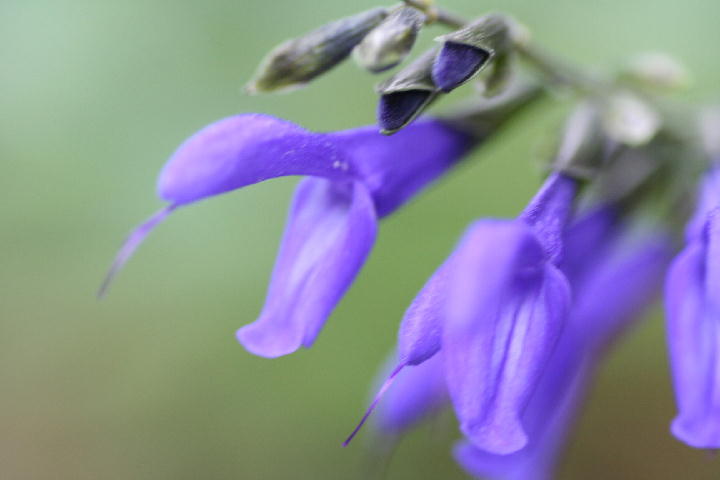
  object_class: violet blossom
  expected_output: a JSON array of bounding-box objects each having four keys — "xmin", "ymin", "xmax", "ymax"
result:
[
  {"xmin": 101, "ymin": 113, "xmax": 475, "ymax": 358},
  {"xmin": 456, "ymin": 209, "xmax": 671, "ymax": 479},
  {"xmin": 666, "ymin": 167, "xmax": 720, "ymax": 448}
]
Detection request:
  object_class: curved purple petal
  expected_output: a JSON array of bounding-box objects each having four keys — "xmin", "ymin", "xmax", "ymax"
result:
[
  {"xmin": 328, "ymin": 119, "xmax": 474, "ymax": 217},
  {"xmin": 453, "ymin": 363, "xmax": 586, "ymax": 480},
  {"xmin": 666, "ymin": 212, "xmax": 720, "ymax": 448},
  {"xmin": 396, "ymin": 262, "xmax": 450, "ymax": 366},
  {"xmin": 443, "ymin": 220, "xmax": 570, "ymax": 454},
  {"xmin": 158, "ymin": 114, "xmax": 354, "ymax": 205},
  {"xmin": 237, "ymin": 177, "xmax": 377, "ymax": 357}
]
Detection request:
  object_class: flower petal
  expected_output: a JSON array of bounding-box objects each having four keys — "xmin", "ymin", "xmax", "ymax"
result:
[
  {"xmin": 444, "ymin": 221, "xmax": 570, "ymax": 454},
  {"xmin": 237, "ymin": 177, "xmax": 377, "ymax": 358},
  {"xmin": 520, "ymin": 173, "xmax": 578, "ymax": 263},
  {"xmin": 328, "ymin": 119, "xmax": 474, "ymax": 216},
  {"xmin": 666, "ymin": 220, "xmax": 720, "ymax": 448},
  {"xmin": 158, "ymin": 114, "xmax": 354, "ymax": 205},
  {"xmin": 396, "ymin": 262, "xmax": 450, "ymax": 366},
  {"xmin": 453, "ymin": 363, "xmax": 586, "ymax": 480}
]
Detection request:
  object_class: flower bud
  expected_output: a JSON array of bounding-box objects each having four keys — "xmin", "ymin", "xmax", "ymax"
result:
[
  {"xmin": 353, "ymin": 6, "xmax": 426, "ymax": 73},
  {"xmin": 551, "ymin": 103, "xmax": 606, "ymax": 180},
  {"xmin": 376, "ymin": 49, "xmax": 439, "ymax": 134},
  {"xmin": 432, "ymin": 13, "xmax": 512, "ymax": 93},
  {"xmin": 700, "ymin": 108, "xmax": 720, "ymax": 160},
  {"xmin": 602, "ymin": 92, "xmax": 660, "ymax": 147},
  {"xmin": 621, "ymin": 52, "xmax": 690, "ymax": 91},
  {"xmin": 246, "ymin": 8, "xmax": 388, "ymax": 93}
]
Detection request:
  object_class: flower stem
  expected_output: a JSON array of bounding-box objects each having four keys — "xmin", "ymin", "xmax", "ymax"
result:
[
  {"xmin": 402, "ymin": 0, "xmax": 466, "ymax": 29},
  {"xmin": 513, "ymin": 41, "xmax": 613, "ymax": 95}
]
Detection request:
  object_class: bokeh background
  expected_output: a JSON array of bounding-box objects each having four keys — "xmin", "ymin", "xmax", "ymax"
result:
[{"xmin": 2, "ymin": 0, "xmax": 720, "ymax": 478}]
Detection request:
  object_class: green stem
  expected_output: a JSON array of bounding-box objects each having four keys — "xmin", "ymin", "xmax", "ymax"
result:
[{"xmin": 402, "ymin": 0, "xmax": 466, "ymax": 29}]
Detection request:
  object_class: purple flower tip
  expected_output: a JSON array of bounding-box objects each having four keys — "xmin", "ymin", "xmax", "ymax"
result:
[{"xmin": 432, "ymin": 42, "xmax": 490, "ymax": 93}]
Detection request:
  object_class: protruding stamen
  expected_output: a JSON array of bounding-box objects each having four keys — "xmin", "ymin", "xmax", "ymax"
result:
[
  {"xmin": 342, "ymin": 363, "xmax": 406, "ymax": 447},
  {"xmin": 98, "ymin": 205, "xmax": 177, "ymax": 298}
]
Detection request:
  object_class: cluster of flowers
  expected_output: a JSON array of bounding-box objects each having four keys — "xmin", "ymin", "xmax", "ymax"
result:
[{"xmin": 103, "ymin": 2, "xmax": 720, "ymax": 478}]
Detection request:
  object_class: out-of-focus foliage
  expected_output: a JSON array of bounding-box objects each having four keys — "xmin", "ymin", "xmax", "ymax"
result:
[{"xmin": 1, "ymin": 0, "xmax": 719, "ymax": 478}]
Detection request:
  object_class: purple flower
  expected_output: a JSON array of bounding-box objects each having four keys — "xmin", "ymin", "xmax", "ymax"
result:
[
  {"xmin": 666, "ymin": 168, "xmax": 720, "ymax": 448},
  {"xmin": 456, "ymin": 211, "xmax": 671, "ymax": 479},
  {"xmin": 443, "ymin": 173, "xmax": 575, "ymax": 454},
  {"xmin": 345, "ymin": 173, "xmax": 578, "ymax": 451},
  {"xmin": 101, "ymin": 114, "xmax": 474, "ymax": 358}
]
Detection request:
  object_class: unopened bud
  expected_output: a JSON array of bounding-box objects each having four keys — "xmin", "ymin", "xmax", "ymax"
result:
[
  {"xmin": 353, "ymin": 6, "xmax": 426, "ymax": 73},
  {"xmin": 622, "ymin": 52, "xmax": 689, "ymax": 91},
  {"xmin": 246, "ymin": 8, "xmax": 388, "ymax": 93},
  {"xmin": 552, "ymin": 103, "xmax": 606, "ymax": 179},
  {"xmin": 376, "ymin": 49, "xmax": 439, "ymax": 134},
  {"xmin": 602, "ymin": 92, "xmax": 660, "ymax": 147},
  {"xmin": 432, "ymin": 13, "xmax": 512, "ymax": 92},
  {"xmin": 700, "ymin": 108, "xmax": 720, "ymax": 159}
]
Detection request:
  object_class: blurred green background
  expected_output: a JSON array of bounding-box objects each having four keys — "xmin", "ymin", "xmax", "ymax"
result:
[{"xmin": 2, "ymin": 0, "xmax": 720, "ymax": 478}]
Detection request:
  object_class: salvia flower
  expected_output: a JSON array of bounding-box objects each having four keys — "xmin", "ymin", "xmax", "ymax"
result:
[
  {"xmin": 456, "ymin": 210, "xmax": 672, "ymax": 479},
  {"xmin": 102, "ymin": 84, "xmax": 540, "ymax": 359},
  {"xmin": 666, "ymin": 167, "xmax": 720, "ymax": 448},
  {"xmin": 443, "ymin": 173, "xmax": 575, "ymax": 454},
  {"xmin": 102, "ymin": 115, "xmax": 470, "ymax": 357}
]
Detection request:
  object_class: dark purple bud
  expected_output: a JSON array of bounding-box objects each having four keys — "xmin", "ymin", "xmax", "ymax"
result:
[
  {"xmin": 377, "ymin": 90, "xmax": 436, "ymax": 134},
  {"xmin": 432, "ymin": 43, "xmax": 490, "ymax": 92},
  {"xmin": 376, "ymin": 49, "xmax": 439, "ymax": 134},
  {"xmin": 432, "ymin": 14, "xmax": 512, "ymax": 92}
]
